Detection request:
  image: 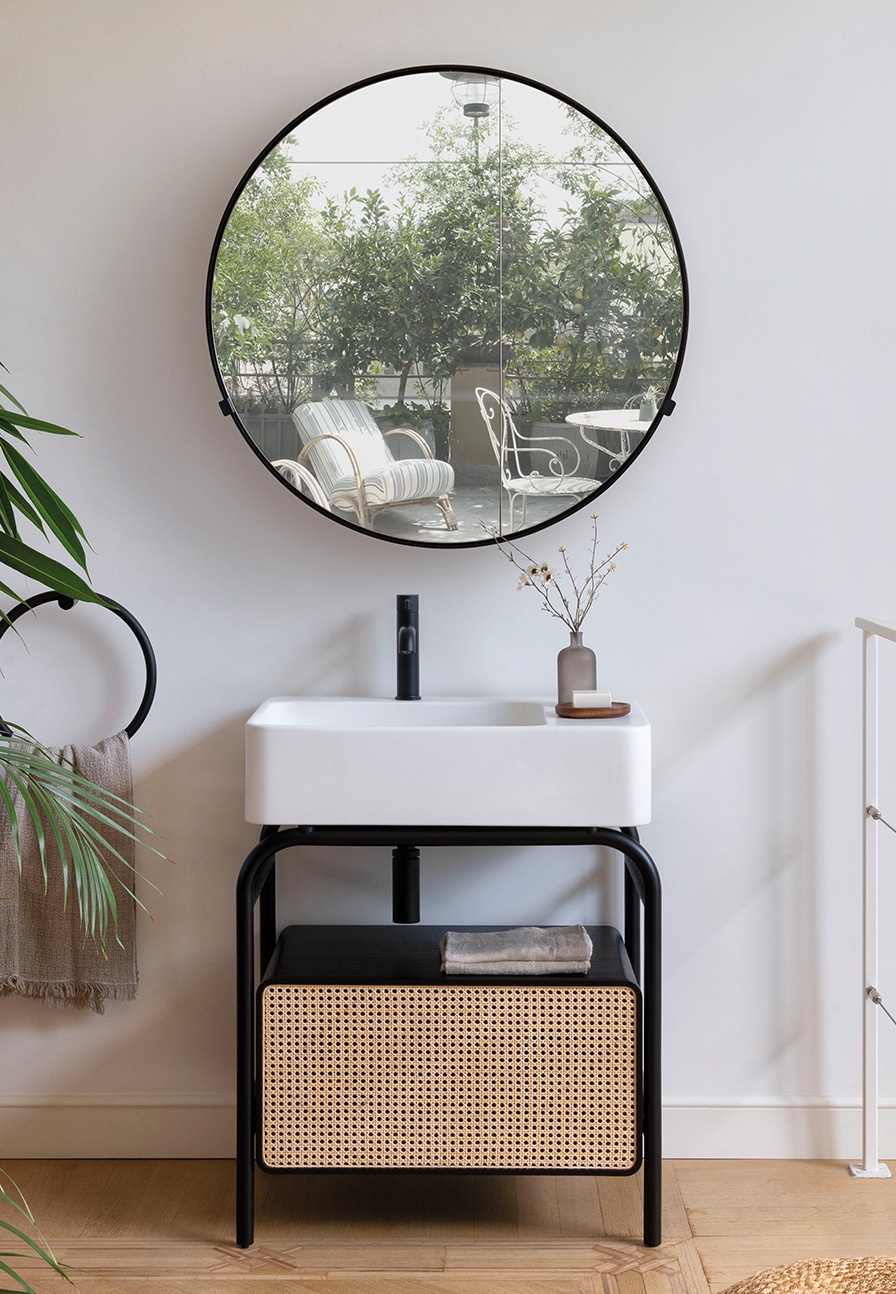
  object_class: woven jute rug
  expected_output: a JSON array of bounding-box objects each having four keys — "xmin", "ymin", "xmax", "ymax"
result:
[{"xmin": 722, "ymin": 1256, "xmax": 896, "ymax": 1293}]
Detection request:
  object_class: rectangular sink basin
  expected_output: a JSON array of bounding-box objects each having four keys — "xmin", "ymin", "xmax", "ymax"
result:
[{"xmin": 246, "ymin": 697, "xmax": 650, "ymax": 828}]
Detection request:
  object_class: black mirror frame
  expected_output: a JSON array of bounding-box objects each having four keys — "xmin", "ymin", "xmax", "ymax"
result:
[{"xmin": 205, "ymin": 63, "xmax": 689, "ymax": 550}]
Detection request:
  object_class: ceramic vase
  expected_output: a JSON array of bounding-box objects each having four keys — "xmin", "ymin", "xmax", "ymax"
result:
[
  {"xmin": 557, "ymin": 631, "xmax": 597, "ymax": 705},
  {"xmin": 639, "ymin": 396, "xmax": 657, "ymax": 422}
]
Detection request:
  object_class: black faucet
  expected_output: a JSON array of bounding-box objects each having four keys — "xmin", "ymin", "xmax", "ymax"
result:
[{"xmin": 395, "ymin": 594, "xmax": 420, "ymax": 700}]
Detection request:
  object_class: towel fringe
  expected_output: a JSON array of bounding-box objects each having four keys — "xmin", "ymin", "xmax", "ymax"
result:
[{"xmin": 0, "ymin": 975, "xmax": 137, "ymax": 1014}]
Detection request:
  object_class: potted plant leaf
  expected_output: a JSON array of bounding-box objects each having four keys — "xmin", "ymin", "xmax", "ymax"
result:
[
  {"xmin": 0, "ymin": 364, "xmax": 163, "ymax": 1288},
  {"xmin": 0, "ymin": 364, "xmax": 162, "ymax": 943},
  {"xmin": 1, "ymin": 1168, "xmax": 68, "ymax": 1291}
]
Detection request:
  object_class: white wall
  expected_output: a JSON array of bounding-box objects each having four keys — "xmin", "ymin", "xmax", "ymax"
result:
[{"xmin": 1, "ymin": 0, "xmax": 895, "ymax": 1159}]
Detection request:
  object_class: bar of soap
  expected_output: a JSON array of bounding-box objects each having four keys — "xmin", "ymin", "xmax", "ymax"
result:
[{"xmin": 572, "ymin": 689, "xmax": 613, "ymax": 708}]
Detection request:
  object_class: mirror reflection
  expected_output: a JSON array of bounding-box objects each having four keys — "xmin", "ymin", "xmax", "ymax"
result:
[{"xmin": 209, "ymin": 68, "xmax": 685, "ymax": 545}]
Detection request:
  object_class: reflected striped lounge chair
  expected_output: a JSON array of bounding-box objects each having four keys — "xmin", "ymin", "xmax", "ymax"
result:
[
  {"xmin": 269, "ymin": 458, "xmax": 332, "ymax": 511},
  {"xmin": 288, "ymin": 399, "xmax": 458, "ymax": 531}
]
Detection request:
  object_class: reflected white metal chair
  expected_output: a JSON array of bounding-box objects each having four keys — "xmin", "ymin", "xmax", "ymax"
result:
[
  {"xmin": 475, "ymin": 387, "xmax": 602, "ymax": 532},
  {"xmin": 290, "ymin": 400, "xmax": 457, "ymax": 531}
]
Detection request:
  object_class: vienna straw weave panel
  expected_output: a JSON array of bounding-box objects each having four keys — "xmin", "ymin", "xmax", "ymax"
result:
[{"xmin": 260, "ymin": 982, "xmax": 638, "ymax": 1171}]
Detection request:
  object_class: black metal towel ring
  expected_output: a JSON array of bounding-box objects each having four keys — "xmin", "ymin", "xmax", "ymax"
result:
[{"xmin": 0, "ymin": 591, "xmax": 157, "ymax": 740}]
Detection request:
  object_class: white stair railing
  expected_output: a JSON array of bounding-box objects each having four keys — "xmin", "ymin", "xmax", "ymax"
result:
[{"xmin": 850, "ymin": 618, "xmax": 895, "ymax": 1178}]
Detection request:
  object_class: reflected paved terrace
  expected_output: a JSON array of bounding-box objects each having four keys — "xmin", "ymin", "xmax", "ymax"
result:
[{"xmin": 371, "ymin": 465, "xmax": 605, "ymax": 545}]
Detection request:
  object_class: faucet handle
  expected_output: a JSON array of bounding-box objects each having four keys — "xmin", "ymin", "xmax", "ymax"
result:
[{"xmin": 396, "ymin": 594, "xmax": 420, "ymax": 700}]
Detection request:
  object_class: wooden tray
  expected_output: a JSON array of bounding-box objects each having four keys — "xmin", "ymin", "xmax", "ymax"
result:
[{"xmin": 555, "ymin": 701, "xmax": 631, "ymax": 719}]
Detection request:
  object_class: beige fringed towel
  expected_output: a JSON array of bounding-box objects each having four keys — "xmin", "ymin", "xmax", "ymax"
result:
[
  {"xmin": 0, "ymin": 731, "xmax": 137, "ymax": 1013},
  {"xmin": 440, "ymin": 925, "xmax": 593, "ymax": 975}
]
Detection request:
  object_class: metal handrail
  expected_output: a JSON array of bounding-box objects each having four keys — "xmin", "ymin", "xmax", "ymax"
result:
[
  {"xmin": 857, "ymin": 617, "xmax": 896, "ymax": 645},
  {"xmin": 850, "ymin": 617, "xmax": 895, "ymax": 1178}
]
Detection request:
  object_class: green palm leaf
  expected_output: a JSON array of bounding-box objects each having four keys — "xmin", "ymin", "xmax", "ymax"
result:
[
  {"xmin": 0, "ymin": 372, "xmax": 155, "ymax": 1286},
  {"xmin": 0, "ymin": 1175, "xmax": 70, "ymax": 1289},
  {"xmin": 0, "ymin": 477, "xmax": 19, "ymax": 539},
  {"xmin": 0, "ymin": 774, "xmax": 164, "ymax": 897},
  {"xmin": 1, "ymin": 763, "xmax": 50, "ymax": 887},
  {"xmin": 0, "ymin": 381, "xmax": 28, "ymax": 417},
  {"xmin": 1, "ymin": 476, "xmax": 45, "ymax": 533},
  {"xmin": 0, "ymin": 738, "xmax": 150, "ymax": 812},
  {"xmin": 27, "ymin": 784, "xmax": 122, "ymax": 942},
  {"xmin": 15, "ymin": 769, "xmax": 161, "ymax": 915},
  {"xmin": 0, "ymin": 1256, "xmax": 39, "ymax": 1294},
  {"xmin": 0, "ymin": 534, "xmax": 103, "ymax": 604},
  {"xmin": 0, "ymin": 737, "xmax": 167, "ymax": 947},
  {"xmin": 18, "ymin": 775, "xmax": 72, "ymax": 906},
  {"xmin": 0, "ymin": 584, "xmax": 36, "ymax": 640},
  {"xmin": 0, "ymin": 442, "xmax": 87, "ymax": 568},
  {"xmin": 0, "ymin": 410, "xmax": 77, "ymax": 436},
  {"xmin": 25, "ymin": 773, "xmax": 160, "ymax": 854},
  {"xmin": 0, "ymin": 417, "xmax": 32, "ymax": 446},
  {"xmin": 3, "ymin": 746, "xmax": 160, "ymax": 844},
  {"xmin": 0, "ymin": 1220, "xmax": 64, "ymax": 1274},
  {"xmin": 0, "ymin": 767, "xmax": 22, "ymax": 860}
]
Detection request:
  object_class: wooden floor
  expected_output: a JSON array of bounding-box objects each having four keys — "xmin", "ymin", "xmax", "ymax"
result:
[{"xmin": 3, "ymin": 1159, "xmax": 896, "ymax": 1293}]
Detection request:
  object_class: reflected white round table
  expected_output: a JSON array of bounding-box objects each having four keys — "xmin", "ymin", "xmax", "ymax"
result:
[
  {"xmin": 565, "ymin": 409, "xmax": 647, "ymax": 431},
  {"xmin": 564, "ymin": 409, "xmax": 648, "ymax": 470}
]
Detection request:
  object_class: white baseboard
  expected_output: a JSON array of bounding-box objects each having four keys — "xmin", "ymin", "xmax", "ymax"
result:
[
  {"xmin": 0, "ymin": 1096, "xmax": 234, "ymax": 1158},
  {"xmin": 664, "ymin": 1100, "xmax": 896, "ymax": 1160},
  {"xmin": 1, "ymin": 1097, "xmax": 894, "ymax": 1160}
]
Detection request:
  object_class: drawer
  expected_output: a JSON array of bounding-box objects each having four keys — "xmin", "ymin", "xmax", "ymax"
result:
[{"xmin": 258, "ymin": 925, "xmax": 640, "ymax": 1174}]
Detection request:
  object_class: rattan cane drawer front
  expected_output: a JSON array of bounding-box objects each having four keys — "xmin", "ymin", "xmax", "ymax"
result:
[{"xmin": 260, "ymin": 982, "xmax": 638, "ymax": 1172}]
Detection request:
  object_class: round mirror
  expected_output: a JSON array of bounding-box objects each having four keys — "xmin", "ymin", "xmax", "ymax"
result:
[{"xmin": 207, "ymin": 65, "xmax": 687, "ymax": 547}]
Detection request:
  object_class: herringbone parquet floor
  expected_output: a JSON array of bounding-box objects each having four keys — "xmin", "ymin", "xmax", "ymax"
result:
[{"xmin": 3, "ymin": 1159, "xmax": 895, "ymax": 1293}]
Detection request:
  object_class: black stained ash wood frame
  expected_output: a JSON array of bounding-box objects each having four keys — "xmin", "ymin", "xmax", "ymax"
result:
[
  {"xmin": 207, "ymin": 63, "xmax": 688, "ymax": 553},
  {"xmin": 235, "ymin": 823, "xmax": 661, "ymax": 1248}
]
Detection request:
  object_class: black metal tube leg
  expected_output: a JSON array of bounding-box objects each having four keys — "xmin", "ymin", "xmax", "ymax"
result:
[
  {"xmin": 258, "ymin": 826, "xmax": 280, "ymax": 974},
  {"xmin": 392, "ymin": 845, "xmax": 420, "ymax": 923},
  {"xmin": 236, "ymin": 862, "xmax": 257, "ymax": 1248},
  {"xmin": 236, "ymin": 831, "xmax": 293, "ymax": 1249},
  {"xmin": 635, "ymin": 848, "xmax": 662, "ymax": 1247},
  {"xmin": 623, "ymin": 865, "xmax": 641, "ymax": 983},
  {"xmin": 612, "ymin": 829, "xmax": 661, "ymax": 1246},
  {"xmin": 259, "ymin": 862, "xmax": 277, "ymax": 974}
]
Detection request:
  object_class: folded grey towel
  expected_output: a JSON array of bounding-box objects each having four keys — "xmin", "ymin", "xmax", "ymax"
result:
[
  {"xmin": 442, "ymin": 959, "xmax": 592, "ymax": 975},
  {"xmin": 440, "ymin": 925, "xmax": 592, "ymax": 975}
]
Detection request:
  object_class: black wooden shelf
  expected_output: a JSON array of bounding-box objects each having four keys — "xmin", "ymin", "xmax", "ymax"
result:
[{"xmin": 264, "ymin": 923, "xmax": 638, "ymax": 988}]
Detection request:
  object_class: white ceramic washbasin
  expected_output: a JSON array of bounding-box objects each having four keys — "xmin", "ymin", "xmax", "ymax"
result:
[{"xmin": 246, "ymin": 696, "xmax": 651, "ymax": 828}]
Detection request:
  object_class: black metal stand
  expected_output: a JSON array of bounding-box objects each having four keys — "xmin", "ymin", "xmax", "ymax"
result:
[
  {"xmin": 392, "ymin": 844, "xmax": 420, "ymax": 923},
  {"xmin": 236, "ymin": 823, "xmax": 661, "ymax": 1250}
]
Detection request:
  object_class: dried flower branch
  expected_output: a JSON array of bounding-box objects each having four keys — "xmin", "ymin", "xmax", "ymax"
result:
[{"xmin": 495, "ymin": 515, "xmax": 627, "ymax": 634}]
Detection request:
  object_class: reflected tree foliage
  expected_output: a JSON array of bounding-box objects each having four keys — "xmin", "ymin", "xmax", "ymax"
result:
[
  {"xmin": 210, "ymin": 77, "xmax": 684, "ymax": 436},
  {"xmin": 213, "ymin": 146, "xmax": 328, "ymax": 412}
]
